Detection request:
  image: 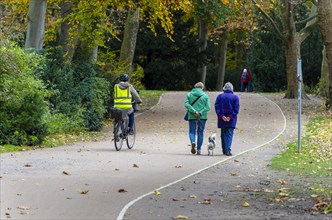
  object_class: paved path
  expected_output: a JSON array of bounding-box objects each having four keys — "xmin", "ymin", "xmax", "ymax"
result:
[{"xmin": 0, "ymin": 92, "xmax": 285, "ymax": 219}]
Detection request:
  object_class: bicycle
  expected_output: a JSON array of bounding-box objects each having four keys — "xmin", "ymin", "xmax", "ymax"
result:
[{"xmin": 110, "ymin": 105, "xmax": 137, "ymax": 151}]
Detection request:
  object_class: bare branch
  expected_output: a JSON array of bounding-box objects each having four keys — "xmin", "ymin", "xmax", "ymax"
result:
[{"xmin": 296, "ymin": 14, "xmax": 318, "ymax": 25}]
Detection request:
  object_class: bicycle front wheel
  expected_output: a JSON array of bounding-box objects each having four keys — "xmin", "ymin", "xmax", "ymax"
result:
[
  {"xmin": 126, "ymin": 123, "xmax": 136, "ymax": 149},
  {"xmin": 114, "ymin": 122, "xmax": 124, "ymax": 151}
]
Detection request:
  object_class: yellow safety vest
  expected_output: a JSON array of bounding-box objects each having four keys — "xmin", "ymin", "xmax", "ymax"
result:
[{"xmin": 114, "ymin": 84, "xmax": 132, "ymax": 109}]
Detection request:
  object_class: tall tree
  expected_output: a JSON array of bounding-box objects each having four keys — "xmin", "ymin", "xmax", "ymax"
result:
[
  {"xmin": 252, "ymin": 0, "xmax": 317, "ymax": 99},
  {"xmin": 216, "ymin": 28, "xmax": 228, "ymax": 91},
  {"xmin": 25, "ymin": 0, "xmax": 47, "ymax": 50},
  {"xmin": 119, "ymin": 8, "xmax": 140, "ymax": 73},
  {"xmin": 317, "ymin": 0, "xmax": 332, "ymax": 109},
  {"xmin": 59, "ymin": 0, "xmax": 76, "ymax": 60}
]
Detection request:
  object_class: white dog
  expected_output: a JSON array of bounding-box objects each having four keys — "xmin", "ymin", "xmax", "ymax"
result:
[{"xmin": 207, "ymin": 133, "xmax": 216, "ymax": 156}]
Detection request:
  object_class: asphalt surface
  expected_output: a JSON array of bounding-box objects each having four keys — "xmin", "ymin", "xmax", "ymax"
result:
[{"xmin": 0, "ymin": 92, "xmax": 286, "ymax": 219}]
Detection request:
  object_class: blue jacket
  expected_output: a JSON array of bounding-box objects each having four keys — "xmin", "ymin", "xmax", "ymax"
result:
[{"xmin": 214, "ymin": 90, "xmax": 240, "ymax": 128}]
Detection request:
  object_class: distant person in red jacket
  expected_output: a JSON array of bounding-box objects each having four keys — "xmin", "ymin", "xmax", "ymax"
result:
[{"xmin": 240, "ymin": 68, "xmax": 250, "ymax": 92}]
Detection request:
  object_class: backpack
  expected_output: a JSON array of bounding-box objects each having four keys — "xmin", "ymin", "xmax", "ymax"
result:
[{"xmin": 242, "ymin": 72, "xmax": 248, "ymax": 81}]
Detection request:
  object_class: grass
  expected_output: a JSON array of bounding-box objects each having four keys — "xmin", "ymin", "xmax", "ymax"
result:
[
  {"xmin": 270, "ymin": 114, "xmax": 332, "ymax": 177},
  {"xmin": 270, "ymin": 113, "xmax": 332, "ymax": 212},
  {"xmin": 0, "ymin": 90, "xmax": 165, "ymax": 154}
]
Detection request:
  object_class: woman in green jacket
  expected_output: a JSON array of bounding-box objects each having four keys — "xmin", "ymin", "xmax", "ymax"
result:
[{"xmin": 184, "ymin": 82, "xmax": 211, "ymax": 155}]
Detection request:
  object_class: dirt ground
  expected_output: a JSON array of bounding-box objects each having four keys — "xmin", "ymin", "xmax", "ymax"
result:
[{"xmin": 123, "ymin": 93, "xmax": 332, "ymax": 220}]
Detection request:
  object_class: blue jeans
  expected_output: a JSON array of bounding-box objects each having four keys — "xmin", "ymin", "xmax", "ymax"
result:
[
  {"xmin": 128, "ymin": 111, "xmax": 134, "ymax": 130},
  {"xmin": 189, "ymin": 119, "xmax": 206, "ymax": 150},
  {"xmin": 221, "ymin": 127, "xmax": 234, "ymax": 153}
]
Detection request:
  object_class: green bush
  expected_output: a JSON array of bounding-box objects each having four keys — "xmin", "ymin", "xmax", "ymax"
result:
[
  {"xmin": 41, "ymin": 46, "xmax": 110, "ymax": 131},
  {"xmin": 0, "ymin": 41, "xmax": 49, "ymax": 145}
]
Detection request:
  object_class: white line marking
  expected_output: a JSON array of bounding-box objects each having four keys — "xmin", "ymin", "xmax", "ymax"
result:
[{"xmin": 117, "ymin": 93, "xmax": 287, "ymax": 220}]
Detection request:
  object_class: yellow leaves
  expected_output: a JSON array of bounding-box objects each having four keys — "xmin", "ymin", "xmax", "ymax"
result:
[
  {"xmin": 277, "ymin": 180, "xmax": 287, "ymax": 185},
  {"xmin": 242, "ymin": 201, "xmax": 250, "ymax": 207},
  {"xmin": 189, "ymin": 194, "xmax": 197, "ymax": 198},
  {"xmin": 278, "ymin": 193, "xmax": 289, "ymax": 198},
  {"xmin": 173, "ymin": 215, "xmax": 189, "ymax": 219},
  {"xmin": 153, "ymin": 190, "xmax": 161, "ymax": 195}
]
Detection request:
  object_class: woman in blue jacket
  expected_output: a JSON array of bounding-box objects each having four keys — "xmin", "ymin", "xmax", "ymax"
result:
[{"xmin": 214, "ymin": 82, "xmax": 240, "ymax": 156}]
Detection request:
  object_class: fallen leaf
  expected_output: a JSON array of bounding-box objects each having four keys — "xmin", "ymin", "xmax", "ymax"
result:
[
  {"xmin": 24, "ymin": 164, "xmax": 32, "ymax": 167},
  {"xmin": 234, "ymin": 160, "xmax": 239, "ymax": 162},
  {"xmin": 62, "ymin": 171, "xmax": 70, "ymax": 175},
  {"xmin": 202, "ymin": 198, "xmax": 211, "ymax": 204},
  {"xmin": 230, "ymin": 172, "xmax": 237, "ymax": 176},
  {"xmin": 172, "ymin": 198, "xmax": 180, "ymax": 201},
  {"xmin": 175, "ymin": 165, "xmax": 182, "ymax": 168},
  {"xmin": 17, "ymin": 206, "xmax": 30, "ymax": 210},
  {"xmin": 277, "ymin": 180, "xmax": 287, "ymax": 185},
  {"xmin": 173, "ymin": 215, "xmax": 189, "ymax": 219},
  {"xmin": 118, "ymin": 189, "xmax": 127, "ymax": 193},
  {"xmin": 133, "ymin": 164, "xmax": 139, "ymax": 168},
  {"xmin": 259, "ymin": 180, "xmax": 271, "ymax": 185},
  {"xmin": 242, "ymin": 201, "xmax": 250, "ymax": 207},
  {"xmin": 277, "ymin": 188, "xmax": 288, "ymax": 192},
  {"xmin": 274, "ymin": 198, "xmax": 282, "ymax": 203},
  {"xmin": 278, "ymin": 193, "xmax": 288, "ymax": 198},
  {"xmin": 189, "ymin": 195, "xmax": 197, "ymax": 198},
  {"xmin": 153, "ymin": 190, "xmax": 161, "ymax": 195},
  {"xmin": 79, "ymin": 190, "xmax": 89, "ymax": 194}
]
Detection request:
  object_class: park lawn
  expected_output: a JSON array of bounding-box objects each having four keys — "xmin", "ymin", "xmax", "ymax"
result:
[
  {"xmin": 270, "ymin": 114, "xmax": 332, "ymax": 177},
  {"xmin": 0, "ymin": 90, "xmax": 165, "ymax": 153}
]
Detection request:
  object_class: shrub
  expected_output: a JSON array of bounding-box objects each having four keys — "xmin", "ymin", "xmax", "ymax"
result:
[{"xmin": 0, "ymin": 41, "xmax": 49, "ymax": 145}]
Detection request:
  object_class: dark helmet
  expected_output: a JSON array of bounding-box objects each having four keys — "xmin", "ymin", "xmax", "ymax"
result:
[{"xmin": 120, "ymin": 74, "xmax": 129, "ymax": 82}]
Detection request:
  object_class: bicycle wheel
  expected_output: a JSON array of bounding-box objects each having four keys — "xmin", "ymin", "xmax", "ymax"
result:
[
  {"xmin": 114, "ymin": 121, "xmax": 124, "ymax": 151},
  {"xmin": 126, "ymin": 123, "xmax": 136, "ymax": 149}
]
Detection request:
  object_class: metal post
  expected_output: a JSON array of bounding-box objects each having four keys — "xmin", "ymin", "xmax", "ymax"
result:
[{"xmin": 297, "ymin": 59, "xmax": 302, "ymax": 153}]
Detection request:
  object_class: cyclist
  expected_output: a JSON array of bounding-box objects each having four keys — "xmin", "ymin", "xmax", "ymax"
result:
[{"xmin": 113, "ymin": 73, "xmax": 142, "ymax": 134}]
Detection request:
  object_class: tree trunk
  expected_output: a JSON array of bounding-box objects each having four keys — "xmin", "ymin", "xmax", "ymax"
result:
[
  {"xmin": 25, "ymin": 0, "xmax": 47, "ymax": 50},
  {"xmin": 318, "ymin": 0, "xmax": 332, "ymax": 110},
  {"xmin": 282, "ymin": 0, "xmax": 309, "ymax": 99},
  {"xmin": 59, "ymin": 0, "xmax": 76, "ymax": 60},
  {"xmin": 216, "ymin": 28, "xmax": 228, "ymax": 91},
  {"xmin": 320, "ymin": 46, "xmax": 329, "ymax": 97},
  {"xmin": 119, "ymin": 8, "xmax": 140, "ymax": 73},
  {"xmin": 198, "ymin": 19, "xmax": 208, "ymax": 85}
]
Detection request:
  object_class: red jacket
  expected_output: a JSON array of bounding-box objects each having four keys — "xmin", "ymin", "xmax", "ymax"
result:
[{"xmin": 240, "ymin": 71, "xmax": 250, "ymax": 83}]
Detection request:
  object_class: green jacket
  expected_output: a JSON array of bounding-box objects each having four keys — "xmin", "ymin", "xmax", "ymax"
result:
[{"xmin": 184, "ymin": 88, "xmax": 210, "ymax": 120}]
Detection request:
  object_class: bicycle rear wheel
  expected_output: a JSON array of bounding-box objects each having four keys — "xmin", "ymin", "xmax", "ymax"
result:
[
  {"xmin": 114, "ymin": 122, "xmax": 124, "ymax": 151},
  {"xmin": 126, "ymin": 123, "xmax": 136, "ymax": 149}
]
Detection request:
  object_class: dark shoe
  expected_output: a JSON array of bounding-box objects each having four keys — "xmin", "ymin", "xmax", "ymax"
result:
[
  {"xmin": 128, "ymin": 128, "xmax": 134, "ymax": 135},
  {"xmin": 191, "ymin": 143, "xmax": 196, "ymax": 154},
  {"xmin": 225, "ymin": 152, "xmax": 232, "ymax": 156}
]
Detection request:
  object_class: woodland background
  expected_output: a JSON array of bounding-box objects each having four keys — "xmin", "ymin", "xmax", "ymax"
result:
[{"xmin": 0, "ymin": 0, "xmax": 331, "ymax": 146}]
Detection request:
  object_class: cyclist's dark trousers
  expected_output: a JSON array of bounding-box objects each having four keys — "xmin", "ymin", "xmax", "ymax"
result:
[{"xmin": 128, "ymin": 111, "xmax": 134, "ymax": 130}]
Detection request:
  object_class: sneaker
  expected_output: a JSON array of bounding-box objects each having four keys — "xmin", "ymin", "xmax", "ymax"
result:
[
  {"xmin": 197, "ymin": 150, "xmax": 201, "ymax": 155},
  {"xmin": 191, "ymin": 143, "xmax": 196, "ymax": 154}
]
